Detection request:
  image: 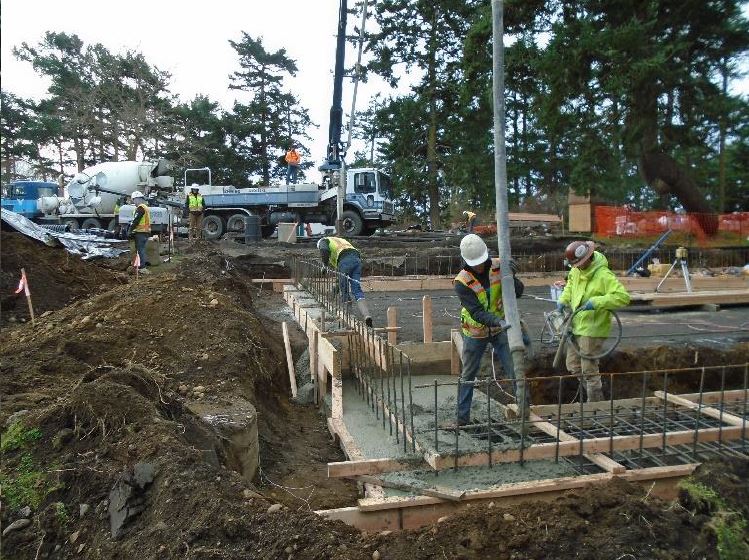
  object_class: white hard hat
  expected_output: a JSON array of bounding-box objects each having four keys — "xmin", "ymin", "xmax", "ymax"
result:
[
  {"xmin": 191, "ymin": 183, "xmax": 200, "ymax": 190},
  {"xmin": 460, "ymin": 234, "xmax": 488, "ymax": 267},
  {"xmin": 317, "ymin": 237, "xmax": 327, "ymax": 250},
  {"xmin": 463, "ymin": 210, "xmax": 469, "ymax": 215},
  {"xmin": 131, "ymin": 191, "xmax": 145, "ymax": 199}
]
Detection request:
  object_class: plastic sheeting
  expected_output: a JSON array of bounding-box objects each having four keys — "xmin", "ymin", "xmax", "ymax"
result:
[{"xmin": 1, "ymin": 209, "xmax": 130, "ymax": 260}]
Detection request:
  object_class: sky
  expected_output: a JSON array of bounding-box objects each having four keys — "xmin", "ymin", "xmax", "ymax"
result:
[{"xmin": 1, "ymin": 0, "xmax": 402, "ymax": 182}]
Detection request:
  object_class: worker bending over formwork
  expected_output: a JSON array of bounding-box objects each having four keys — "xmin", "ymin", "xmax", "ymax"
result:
[{"xmin": 318, "ymin": 236, "xmax": 372, "ymax": 327}]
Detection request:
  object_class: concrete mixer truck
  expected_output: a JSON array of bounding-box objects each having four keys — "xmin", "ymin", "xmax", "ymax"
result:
[{"xmin": 36, "ymin": 160, "xmax": 175, "ymax": 231}]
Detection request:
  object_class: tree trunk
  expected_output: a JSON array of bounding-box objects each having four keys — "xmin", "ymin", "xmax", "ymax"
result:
[{"xmin": 426, "ymin": 10, "xmax": 441, "ymax": 229}]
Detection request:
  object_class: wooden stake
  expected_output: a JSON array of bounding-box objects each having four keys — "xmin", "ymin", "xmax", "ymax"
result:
[
  {"xmin": 282, "ymin": 322, "xmax": 297, "ymax": 399},
  {"xmin": 21, "ymin": 268, "xmax": 35, "ymax": 326},
  {"xmin": 387, "ymin": 307, "xmax": 398, "ymax": 345},
  {"xmin": 422, "ymin": 295, "xmax": 432, "ymax": 343}
]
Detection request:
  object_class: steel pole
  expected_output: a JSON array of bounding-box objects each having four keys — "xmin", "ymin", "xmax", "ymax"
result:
[{"xmin": 491, "ymin": 0, "xmax": 527, "ymax": 417}]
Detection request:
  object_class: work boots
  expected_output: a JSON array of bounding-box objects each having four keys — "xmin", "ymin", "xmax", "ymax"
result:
[{"xmin": 356, "ymin": 299, "xmax": 373, "ymax": 328}]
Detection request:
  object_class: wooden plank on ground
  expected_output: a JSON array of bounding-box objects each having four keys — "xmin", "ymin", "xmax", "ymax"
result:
[
  {"xmin": 352, "ymin": 475, "xmax": 465, "ymax": 502},
  {"xmin": 328, "ymin": 457, "xmax": 427, "ymax": 478},
  {"xmin": 630, "ymin": 289, "xmax": 749, "ymax": 308},
  {"xmin": 675, "ymin": 389, "xmax": 748, "ymax": 405},
  {"xmin": 654, "ymin": 391, "xmax": 747, "ymax": 428},
  {"xmin": 282, "ymin": 322, "xmax": 297, "ymax": 399}
]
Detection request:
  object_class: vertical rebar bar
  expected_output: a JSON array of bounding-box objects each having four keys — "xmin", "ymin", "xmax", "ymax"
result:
[
  {"xmin": 454, "ymin": 377, "xmax": 461, "ymax": 470},
  {"xmin": 639, "ymin": 372, "xmax": 648, "ymax": 457},
  {"xmin": 742, "ymin": 363, "xmax": 747, "ymax": 451},
  {"xmin": 386, "ymin": 340, "xmax": 393, "ymax": 435},
  {"xmin": 609, "ymin": 374, "xmax": 615, "ymax": 456},
  {"xmin": 661, "ymin": 372, "xmax": 669, "ymax": 454},
  {"xmin": 556, "ymin": 376, "xmax": 563, "ymax": 463},
  {"xmin": 407, "ymin": 357, "xmax": 415, "ymax": 453},
  {"xmin": 400, "ymin": 351, "xmax": 407, "ymax": 453},
  {"xmin": 692, "ymin": 367, "xmax": 706, "ymax": 458},
  {"xmin": 380, "ymin": 338, "xmax": 386, "ymax": 430},
  {"xmin": 487, "ymin": 379, "xmax": 492, "ymax": 468},
  {"xmin": 434, "ymin": 379, "xmax": 439, "ymax": 452},
  {"xmin": 718, "ymin": 366, "xmax": 726, "ymax": 450},
  {"xmin": 579, "ymin": 375, "xmax": 585, "ymax": 459},
  {"xmin": 519, "ymin": 380, "xmax": 527, "ymax": 466}
]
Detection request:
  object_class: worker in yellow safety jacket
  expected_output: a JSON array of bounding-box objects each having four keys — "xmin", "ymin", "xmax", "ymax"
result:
[
  {"xmin": 128, "ymin": 191, "xmax": 151, "ymax": 269},
  {"xmin": 463, "ymin": 210, "xmax": 478, "ymax": 233},
  {"xmin": 318, "ymin": 236, "xmax": 372, "ymax": 327},
  {"xmin": 186, "ymin": 185, "xmax": 206, "ymax": 241},
  {"xmin": 557, "ymin": 241, "xmax": 630, "ymax": 402}
]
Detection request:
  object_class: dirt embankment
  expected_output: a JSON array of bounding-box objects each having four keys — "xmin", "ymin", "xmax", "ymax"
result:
[{"xmin": 1, "ymin": 233, "xmax": 125, "ymax": 325}]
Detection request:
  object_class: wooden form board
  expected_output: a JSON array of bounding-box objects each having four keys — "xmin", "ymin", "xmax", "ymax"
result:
[
  {"xmin": 315, "ymin": 463, "xmax": 697, "ymax": 531},
  {"xmin": 654, "ymin": 391, "xmax": 747, "ymax": 428},
  {"xmin": 630, "ymin": 289, "xmax": 749, "ymax": 307},
  {"xmin": 673, "ymin": 389, "xmax": 748, "ymax": 405},
  {"xmin": 328, "ymin": 457, "xmax": 427, "ymax": 478}
]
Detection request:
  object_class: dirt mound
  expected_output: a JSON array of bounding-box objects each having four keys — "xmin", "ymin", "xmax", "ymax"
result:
[
  {"xmin": 0, "ymin": 232, "xmax": 124, "ymax": 325},
  {"xmin": 375, "ymin": 475, "xmax": 725, "ymax": 560}
]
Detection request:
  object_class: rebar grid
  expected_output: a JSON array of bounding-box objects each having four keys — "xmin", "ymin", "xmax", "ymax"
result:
[{"xmin": 291, "ymin": 257, "xmax": 747, "ymax": 472}]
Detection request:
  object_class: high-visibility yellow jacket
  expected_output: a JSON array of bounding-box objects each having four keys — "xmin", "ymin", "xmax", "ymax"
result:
[
  {"xmin": 558, "ymin": 252, "xmax": 630, "ymax": 337},
  {"xmin": 454, "ymin": 258, "xmax": 504, "ymax": 338},
  {"xmin": 324, "ymin": 237, "xmax": 358, "ymax": 268},
  {"xmin": 187, "ymin": 193, "xmax": 204, "ymax": 212},
  {"xmin": 131, "ymin": 204, "xmax": 151, "ymax": 233}
]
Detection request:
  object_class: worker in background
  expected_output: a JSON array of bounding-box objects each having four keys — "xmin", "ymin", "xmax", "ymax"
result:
[
  {"xmin": 186, "ymin": 184, "xmax": 205, "ymax": 242},
  {"xmin": 463, "ymin": 210, "xmax": 478, "ymax": 233},
  {"xmin": 557, "ymin": 241, "xmax": 630, "ymax": 402},
  {"xmin": 285, "ymin": 146, "xmax": 301, "ymax": 184},
  {"xmin": 317, "ymin": 236, "xmax": 372, "ymax": 327},
  {"xmin": 128, "ymin": 191, "xmax": 151, "ymax": 269},
  {"xmin": 452, "ymin": 234, "xmax": 517, "ymax": 427},
  {"xmin": 113, "ymin": 196, "xmax": 125, "ymax": 238}
]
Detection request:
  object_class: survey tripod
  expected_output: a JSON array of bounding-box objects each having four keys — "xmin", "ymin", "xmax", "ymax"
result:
[{"xmin": 655, "ymin": 246, "xmax": 692, "ymax": 293}]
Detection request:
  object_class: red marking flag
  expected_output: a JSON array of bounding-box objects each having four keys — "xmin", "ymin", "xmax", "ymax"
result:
[{"xmin": 15, "ymin": 269, "xmax": 30, "ymax": 297}]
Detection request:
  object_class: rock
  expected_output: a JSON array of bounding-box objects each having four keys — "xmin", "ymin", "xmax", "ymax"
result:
[
  {"xmin": 79, "ymin": 504, "xmax": 90, "ymax": 518},
  {"xmin": 285, "ymin": 546, "xmax": 293, "ymax": 554},
  {"xmin": 41, "ymin": 310, "xmax": 53, "ymax": 318},
  {"xmin": 77, "ymin": 543, "xmax": 85, "ymax": 553},
  {"xmin": 70, "ymin": 530, "xmax": 80, "ymax": 544},
  {"xmin": 133, "ymin": 463, "xmax": 156, "ymax": 488},
  {"xmin": 193, "ymin": 385, "xmax": 206, "ymax": 393},
  {"xmin": 209, "ymin": 298, "xmax": 219, "ymax": 306},
  {"xmin": 178, "ymin": 384, "xmax": 189, "ymax": 395},
  {"xmin": 53, "ymin": 428, "xmax": 75, "ymax": 450},
  {"xmin": 108, "ymin": 463, "xmax": 157, "ymax": 539},
  {"xmin": 81, "ymin": 315, "xmax": 91, "ymax": 324},
  {"xmin": 372, "ymin": 551, "xmax": 381, "ymax": 560},
  {"xmin": 488, "ymin": 501, "xmax": 495, "ymax": 508},
  {"xmin": 267, "ymin": 503, "xmax": 283, "ymax": 513},
  {"xmin": 200, "ymin": 353, "xmax": 209, "ymax": 360},
  {"xmin": 154, "ymin": 521, "xmax": 168, "ymax": 531},
  {"xmin": 437, "ymin": 515, "xmax": 449, "ymax": 523},
  {"xmin": 95, "ymin": 323, "xmax": 103, "ymax": 329},
  {"xmin": 380, "ymin": 530, "xmax": 392, "ymax": 536},
  {"xmin": 503, "ymin": 513, "xmax": 515, "ymax": 522},
  {"xmin": 5, "ymin": 409, "xmax": 30, "ymax": 428},
  {"xmin": 19, "ymin": 506, "xmax": 32, "ymax": 518},
  {"xmin": 2, "ymin": 518, "xmax": 31, "ymax": 536}
]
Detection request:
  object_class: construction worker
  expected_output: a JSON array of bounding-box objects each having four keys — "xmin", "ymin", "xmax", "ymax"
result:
[
  {"xmin": 463, "ymin": 210, "xmax": 478, "ymax": 233},
  {"xmin": 185, "ymin": 184, "xmax": 205, "ymax": 241},
  {"xmin": 557, "ymin": 241, "xmax": 630, "ymax": 402},
  {"xmin": 453, "ymin": 234, "xmax": 516, "ymax": 426},
  {"xmin": 317, "ymin": 236, "xmax": 372, "ymax": 327},
  {"xmin": 128, "ymin": 191, "xmax": 151, "ymax": 269},
  {"xmin": 285, "ymin": 146, "xmax": 301, "ymax": 184},
  {"xmin": 113, "ymin": 196, "xmax": 125, "ymax": 238}
]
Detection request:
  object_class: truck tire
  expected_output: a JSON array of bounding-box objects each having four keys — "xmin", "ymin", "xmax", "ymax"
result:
[
  {"xmin": 202, "ymin": 215, "xmax": 224, "ymax": 240},
  {"xmin": 261, "ymin": 225, "xmax": 276, "ymax": 238},
  {"xmin": 226, "ymin": 214, "xmax": 248, "ymax": 233},
  {"xmin": 62, "ymin": 218, "xmax": 80, "ymax": 231},
  {"xmin": 341, "ymin": 210, "xmax": 364, "ymax": 236},
  {"xmin": 80, "ymin": 217, "xmax": 102, "ymax": 230}
]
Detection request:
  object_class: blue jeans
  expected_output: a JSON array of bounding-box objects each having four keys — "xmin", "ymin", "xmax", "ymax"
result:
[
  {"xmin": 134, "ymin": 233, "xmax": 149, "ymax": 268},
  {"xmin": 458, "ymin": 331, "xmax": 516, "ymax": 423},
  {"xmin": 337, "ymin": 252, "xmax": 364, "ymax": 303},
  {"xmin": 286, "ymin": 164, "xmax": 298, "ymax": 184}
]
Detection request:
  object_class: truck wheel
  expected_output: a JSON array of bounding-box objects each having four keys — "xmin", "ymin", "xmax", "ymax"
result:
[
  {"xmin": 62, "ymin": 218, "xmax": 79, "ymax": 231},
  {"xmin": 341, "ymin": 210, "xmax": 364, "ymax": 236},
  {"xmin": 261, "ymin": 225, "xmax": 276, "ymax": 238},
  {"xmin": 226, "ymin": 214, "xmax": 247, "ymax": 233},
  {"xmin": 80, "ymin": 217, "xmax": 102, "ymax": 230},
  {"xmin": 202, "ymin": 215, "xmax": 224, "ymax": 240}
]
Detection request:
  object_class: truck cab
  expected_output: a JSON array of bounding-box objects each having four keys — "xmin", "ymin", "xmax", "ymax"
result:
[
  {"xmin": 320, "ymin": 167, "xmax": 395, "ymax": 235},
  {"xmin": 1, "ymin": 180, "xmax": 59, "ymax": 219}
]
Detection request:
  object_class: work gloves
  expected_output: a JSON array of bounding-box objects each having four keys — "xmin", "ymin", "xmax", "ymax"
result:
[
  {"xmin": 493, "ymin": 318, "xmax": 511, "ymax": 332},
  {"xmin": 579, "ymin": 300, "xmax": 595, "ymax": 311},
  {"xmin": 556, "ymin": 302, "xmax": 569, "ymax": 313}
]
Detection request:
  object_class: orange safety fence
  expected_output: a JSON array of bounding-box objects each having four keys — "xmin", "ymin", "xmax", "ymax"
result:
[{"xmin": 594, "ymin": 206, "xmax": 749, "ymax": 242}]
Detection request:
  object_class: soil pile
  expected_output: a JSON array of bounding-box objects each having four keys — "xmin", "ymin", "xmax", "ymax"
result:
[{"xmin": 0, "ymin": 233, "xmax": 124, "ymax": 325}]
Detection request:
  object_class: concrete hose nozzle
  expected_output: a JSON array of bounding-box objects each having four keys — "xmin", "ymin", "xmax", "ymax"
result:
[{"xmin": 356, "ymin": 299, "xmax": 372, "ymax": 328}]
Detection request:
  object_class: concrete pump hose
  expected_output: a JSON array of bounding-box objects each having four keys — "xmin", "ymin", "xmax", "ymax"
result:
[{"xmin": 552, "ymin": 308, "xmax": 623, "ymax": 368}]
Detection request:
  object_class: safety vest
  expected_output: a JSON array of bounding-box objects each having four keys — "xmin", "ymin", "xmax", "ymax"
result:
[
  {"xmin": 132, "ymin": 204, "xmax": 151, "ymax": 233},
  {"xmin": 286, "ymin": 150, "xmax": 300, "ymax": 165},
  {"xmin": 454, "ymin": 258, "xmax": 503, "ymax": 338},
  {"xmin": 113, "ymin": 204, "xmax": 120, "ymax": 216},
  {"xmin": 326, "ymin": 237, "xmax": 357, "ymax": 268},
  {"xmin": 188, "ymin": 194, "xmax": 204, "ymax": 212},
  {"xmin": 465, "ymin": 211, "xmax": 476, "ymax": 220}
]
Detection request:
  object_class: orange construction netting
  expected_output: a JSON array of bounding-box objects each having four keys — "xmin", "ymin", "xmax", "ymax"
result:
[{"xmin": 594, "ymin": 205, "xmax": 749, "ymax": 243}]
